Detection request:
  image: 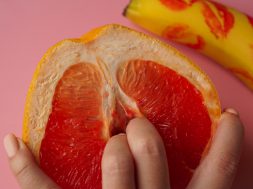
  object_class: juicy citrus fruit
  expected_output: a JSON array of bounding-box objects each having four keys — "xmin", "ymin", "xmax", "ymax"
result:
[{"xmin": 23, "ymin": 24, "xmax": 221, "ymax": 189}]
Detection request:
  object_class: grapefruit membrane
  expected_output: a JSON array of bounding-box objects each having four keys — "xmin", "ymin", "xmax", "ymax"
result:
[{"xmin": 23, "ymin": 24, "xmax": 221, "ymax": 189}]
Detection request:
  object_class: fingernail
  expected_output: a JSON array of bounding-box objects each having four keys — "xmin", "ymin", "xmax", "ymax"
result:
[
  {"xmin": 3, "ymin": 134, "xmax": 19, "ymax": 158},
  {"xmin": 224, "ymin": 108, "xmax": 239, "ymax": 116},
  {"xmin": 118, "ymin": 133, "xmax": 126, "ymax": 136}
]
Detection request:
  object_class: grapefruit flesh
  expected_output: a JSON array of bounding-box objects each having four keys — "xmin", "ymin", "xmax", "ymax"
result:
[
  {"xmin": 40, "ymin": 63, "xmax": 106, "ymax": 189},
  {"xmin": 40, "ymin": 60, "xmax": 212, "ymax": 189}
]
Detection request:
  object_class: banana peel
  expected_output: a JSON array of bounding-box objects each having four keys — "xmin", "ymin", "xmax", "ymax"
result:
[{"xmin": 124, "ymin": 0, "xmax": 253, "ymax": 90}]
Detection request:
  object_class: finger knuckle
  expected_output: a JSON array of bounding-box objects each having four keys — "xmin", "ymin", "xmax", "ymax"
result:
[
  {"xmin": 11, "ymin": 152, "xmax": 32, "ymax": 179},
  {"xmin": 134, "ymin": 137, "xmax": 163, "ymax": 157},
  {"xmin": 217, "ymin": 152, "xmax": 239, "ymax": 177},
  {"xmin": 103, "ymin": 153, "xmax": 132, "ymax": 175}
]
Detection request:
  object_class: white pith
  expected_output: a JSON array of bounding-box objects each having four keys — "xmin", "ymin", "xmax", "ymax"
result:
[{"xmin": 26, "ymin": 25, "xmax": 220, "ymax": 159}]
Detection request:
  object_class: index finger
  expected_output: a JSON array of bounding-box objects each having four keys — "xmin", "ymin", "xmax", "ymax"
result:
[{"xmin": 126, "ymin": 118, "xmax": 170, "ymax": 189}]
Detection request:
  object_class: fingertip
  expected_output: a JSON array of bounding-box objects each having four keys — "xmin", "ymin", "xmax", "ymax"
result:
[
  {"xmin": 224, "ymin": 108, "xmax": 239, "ymax": 116},
  {"xmin": 103, "ymin": 133, "xmax": 129, "ymax": 160},
  {"xmin": 216, "ymin": 111, "xmax": 244, "ymax": 156},
  {"xmin": 126, "ymin": 118, "xmax": 141, "ymax": 136},
  {"xmin": 126, "ymin": 117, "xmax": 158, "ymax": 136},
  {"xmin": 3, "ymin": 133, "xmax": 17, "ymax": 145},
  {"xmin": 126, "ymin": 117, "xmax": 164, "ymax": 153},
  {"xmin": 220, "ymin": 110, "xmax": 244, "ymax": 138},
  {"xmin": 3, "ymin": 133, "xmax": 19, "ymax": 158},
  {"xmin": 111, "ymin": 133, "xmax": 127, "ymax": 140},
  {"xmin": 127, "ymin": 117, "xmax": 150, "ymax": 130},
  {"xmin": 102, "ymin": 133, "xmax": 130, "ymax": 164}
]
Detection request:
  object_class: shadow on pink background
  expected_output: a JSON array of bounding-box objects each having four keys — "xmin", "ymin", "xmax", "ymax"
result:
[{"xmin": 0, "ymin": 0, "xmax": 252, "ymax": 188}]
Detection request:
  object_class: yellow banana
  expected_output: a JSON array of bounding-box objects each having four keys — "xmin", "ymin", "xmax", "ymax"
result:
[{"xmin": 124, "ymin": 0, "xmax": 253, "ymax": 90}]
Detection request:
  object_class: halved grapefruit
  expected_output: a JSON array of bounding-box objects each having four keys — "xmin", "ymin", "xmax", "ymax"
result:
[{"xmin": 23, "ymin": 24, "xmax": 221, "ymax": 189}]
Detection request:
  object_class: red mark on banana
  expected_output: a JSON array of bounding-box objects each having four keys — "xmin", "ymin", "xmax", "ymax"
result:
[
  {"xmin": 202, "ymin": 1, "xmax": 234, "ymax": 39},
  {"xmin": 160, "ymin": 0, "xmax": 197, "ymax": 11},
  {"xmin": 163, "ymin": 24, "xmax": 205, "ymax": 49},
  {"xmin": 247, "ymin": 15, "xmax": 253, "ymax": 27}
]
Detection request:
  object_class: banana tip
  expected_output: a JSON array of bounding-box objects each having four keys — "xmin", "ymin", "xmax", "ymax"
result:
[{"xmin": 122, "ymin": 0, "xmax": 132, "ymax": 16}]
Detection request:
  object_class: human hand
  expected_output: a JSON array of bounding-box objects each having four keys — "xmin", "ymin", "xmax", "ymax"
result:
[
  {"xmin": 102, "ymin": 108, "xmax": 244, "ymax": 189},
  {"xmin": 3, "ymin": 134, "xmax": 60, "ymax": 189},
  {"xmin": 4, "ymin": 109, "xmax": 244, "ymax": 189}
]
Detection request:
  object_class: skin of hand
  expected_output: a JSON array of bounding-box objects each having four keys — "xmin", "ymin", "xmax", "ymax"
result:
[{"xmin": 3, "ymin": 108, "xmax": 244, "ymax": 189}]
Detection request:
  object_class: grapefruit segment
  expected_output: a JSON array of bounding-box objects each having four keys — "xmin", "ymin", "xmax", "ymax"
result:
[
  {"xmin": 40, "ymin": 63, "xmax": 106, "ymax": 189},
  {"xmin": 110, "ymin": 100, "xmax": 135, "ymax": 136},
  {"xmin": 117, "ymin": 60, "xmax": 212, "ymax": 188}
]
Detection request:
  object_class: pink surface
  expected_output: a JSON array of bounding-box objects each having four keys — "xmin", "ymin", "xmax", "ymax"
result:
[{"xmin": 0, "ymin": 0, "xmax": 252, "ymax": 188}]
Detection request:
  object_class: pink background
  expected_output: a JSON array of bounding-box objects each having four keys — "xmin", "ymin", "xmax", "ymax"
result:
[{"xmin": 0, "ymin": 0, "xmax": 252, "ymax": 188}]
